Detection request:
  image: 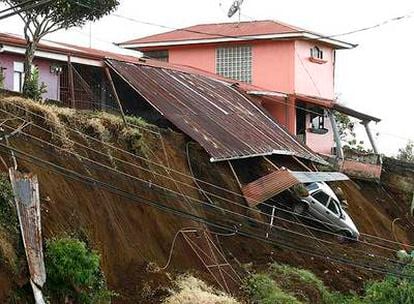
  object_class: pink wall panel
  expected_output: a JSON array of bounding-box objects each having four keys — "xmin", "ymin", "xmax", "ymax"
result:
[
  {"xmin": 169, "ymin": 45, "xmax": 216, "ymax": 73},
  {"xmin": 294, "ymin": 41, "xmax": 335, "ymax": 99},
  {"xmin": 305, "ymin": 113, "xmax": 334, "ymax": 155},
  {"xmin": 252, "ymin": 40, "xmax": 295, "ymax": 93},
  {"xmin": 0, "ymin": 53, "xmax": 60, "ymax": 100}
]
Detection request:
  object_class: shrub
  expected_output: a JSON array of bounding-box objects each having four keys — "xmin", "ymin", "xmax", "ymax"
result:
[
  {"xmin": 24, "ymin": 66, "xmax": 47, "ymax": 101},
  {"xmin": 245, "ymin": 274, "xmax": 302, "ymax": 304},
  {"xmin": 0, "ymin": 173, "xmax": 17, "ymax": 233},
  {"xmin": 45, "ymin": 237, "xmax": 115, "ymax": 303},
  {"xmin": 362, "ymin": 267, "xmax": 414, "ymax": 304}
]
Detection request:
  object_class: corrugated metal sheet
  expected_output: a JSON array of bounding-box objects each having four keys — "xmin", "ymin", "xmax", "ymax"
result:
[
  {"xmin": 9, "ymin": 170, "xmax": 46, "ymax": 288},
  {"xmin": 242, "ymin": 170, "xmax": 300, "ymax": 207},
  {"xmin": 107, "ymin": 59, "xmax": 325, "ymax": 164},
  {"xmin": 290, "ymin": 171, "xmax": 350, "ymax": 183}
]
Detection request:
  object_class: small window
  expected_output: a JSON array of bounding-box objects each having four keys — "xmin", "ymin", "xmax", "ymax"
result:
[
  {"xmin": 216, "ymin": 45, "xmax": 252, "ymax": 83},
  {"xmin": 311, "ymin": 113, "xmax": 325, "ymax": 130},
  {"xmin": 312, "ymin": 191, "xmax": 330, "ymax": 206},
  {"xmin": 13, "ymin": 62, "xmax": 24, "ymax": 93},
  {"xmin": 310, "ymin": 46, "xmax": 323, "ymax": 60}
]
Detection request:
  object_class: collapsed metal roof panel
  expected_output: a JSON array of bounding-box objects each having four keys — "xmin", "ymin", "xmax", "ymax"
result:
[
  {"xmin": 106, "ymin": 59, "xmax": 326, "ymax": 164},
  {"xmin": 290, "ymin": 171, "xmax": 350, "ymax": 183}
]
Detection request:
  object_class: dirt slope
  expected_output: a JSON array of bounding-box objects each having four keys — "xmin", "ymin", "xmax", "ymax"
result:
[{"xmin": 0, "ymin": 96, "xmax": 413, "ymax": 303}]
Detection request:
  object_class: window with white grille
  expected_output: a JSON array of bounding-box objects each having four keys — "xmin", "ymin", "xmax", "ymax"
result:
[{"xmin": 216, "ymin": 45, "xmax": 252, "ymax": 83}]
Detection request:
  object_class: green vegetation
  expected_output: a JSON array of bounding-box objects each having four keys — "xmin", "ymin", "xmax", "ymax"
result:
[
  {"xmin": 1, "ymin": 0, "xmax": 119, "ymax": 97},
  {"xmin": 45, "ymin": 237, "xmax": 115, "ymax": 304},
  {"xmin": 245, "ymin": 274, "xmax": 301, "ymax": 304},
  {"xmin": 334, "ymin": 111, "xmax": 371, "ymax": 153},
  {"xmin": 0, "ymin": 173, "xmax": 17, "ymax": 233},
  {"xmin": 396, "ymin": 140, "xmax": 414, "ymax": 163},
  {"xmin": 126, "ymin": 115, "xmax": 150, "ymax": 128},
  {"xmin": 24, "ymin": 66, "xmax": 47, "ymax": 102},
  {"xmin": 243, "ymin": 263, "xmax": 414, "ymax": 304}
]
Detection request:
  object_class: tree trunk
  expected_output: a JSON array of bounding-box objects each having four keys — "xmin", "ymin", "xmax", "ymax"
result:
[{"xmin": 22, "ymin": 39, "xmax": 37, "ymax": 97}]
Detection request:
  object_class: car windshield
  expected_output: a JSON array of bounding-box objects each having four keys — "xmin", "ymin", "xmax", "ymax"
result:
[
  {"xmin": 305, "ymin": 183, "xmax": 320, "ymax": 192},
  {"xmin": 312, "ymin": 191, "xmax": 330, "ymax": 206}
]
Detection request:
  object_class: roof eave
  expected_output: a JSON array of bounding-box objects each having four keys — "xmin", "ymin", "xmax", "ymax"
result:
[
  {"xmin": 118, "ymin": 32, "xmax": 356, "ymax": 50},
  {"xmin": 333, "ymin": 104, "xmax": 381, "ymax": 123}
]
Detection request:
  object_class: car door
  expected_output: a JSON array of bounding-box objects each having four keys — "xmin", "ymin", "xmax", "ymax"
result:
[
  {"xmin": 325, "ymin": 199, "xmax": 342, "ymax": 227},
  {"xmin": 309, "ymin": 190, "xmax": 331, "ymax": 222}
]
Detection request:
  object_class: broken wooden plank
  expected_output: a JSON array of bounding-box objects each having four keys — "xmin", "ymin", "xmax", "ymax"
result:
[{"xmin": 9, "ymin": 169, "xmax": 46, "ymax": 302}]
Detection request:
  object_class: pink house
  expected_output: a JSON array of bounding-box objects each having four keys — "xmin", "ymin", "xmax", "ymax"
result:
[
  {"xmin": 0, "ymin": 33, "xmax": 139, "ymax": 111},
  {"xmin": 118, "ymin": 20, "xmax": 358, "ymax": 156}
]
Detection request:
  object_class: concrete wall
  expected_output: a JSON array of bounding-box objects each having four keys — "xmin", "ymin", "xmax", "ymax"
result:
[
  {"xmin": 305, "ymin": 112, "xmax": 334, "ymax": 155},
  {"xmin": 294, "ymin": 40, "xmax": 335, "ymax": 100},
  {"xmin": 0, "ymin": 52, "xmax": 60, "ymax": 100},
  {"xmin": 168, "ymin": 40, "xmax": 296, "ymax": 93}
]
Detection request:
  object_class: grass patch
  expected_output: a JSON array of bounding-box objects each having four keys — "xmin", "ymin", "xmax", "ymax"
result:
[
  {"xmin": 268, "ymin": 263, "xmax": 333, "ymax": 304},
  {"xmin": 245, "ymin": 274, "xmax": 301, "ymax": 304},
  {"xmin": 163, "ymin": 275, "xmax": 240, "ymax": 304}
]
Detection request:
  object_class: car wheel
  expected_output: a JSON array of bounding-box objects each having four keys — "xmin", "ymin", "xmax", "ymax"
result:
[
  {"xmin": 293, "ymin": 201, "xmax": 308, "ymax": 215},
  {"xmin": 337, "ymin": 230, "xmax": 353, "ymax": 243}
]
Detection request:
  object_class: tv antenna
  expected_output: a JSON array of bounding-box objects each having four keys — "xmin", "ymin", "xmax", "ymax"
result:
[{"xmin": 228, "ymin": 0, "xmax": 244, "ymax": 22}]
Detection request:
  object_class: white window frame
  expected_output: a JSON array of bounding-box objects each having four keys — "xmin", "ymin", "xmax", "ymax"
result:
[{"xmin": 13, "ymin": 62, "xmax": 24, "ymax": 93}]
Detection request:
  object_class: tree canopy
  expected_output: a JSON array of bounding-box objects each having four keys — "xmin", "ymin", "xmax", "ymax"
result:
[
  {"xmin": 1, "ymin": 0, "xmax": 120, "ymax": 97},
  {"xmin": 396, "ymin": 141, "xmax": 414, "ymax": 163}
]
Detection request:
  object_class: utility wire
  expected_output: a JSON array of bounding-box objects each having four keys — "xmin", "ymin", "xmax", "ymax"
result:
[
  {"xmin": 0, "ymin": 115, "xmax": 410, "ymax": 271},
  {"xmin": 1, "ymin": 99, "xmax": 411, "ymax": 250},
  {"xmin": 0, "ymin": 0, "xmax": 37, "ymax": 15},
  {"xmin": 0, "ymin": 0, "xmax": 53, "ymax": 21},
  {"xmin": 0, "ymin": 139, "xmax": 411, "ymax": 279},
  {"xmin": 0, "ymin": 103, "xmax": 401, "ymax": 250}
]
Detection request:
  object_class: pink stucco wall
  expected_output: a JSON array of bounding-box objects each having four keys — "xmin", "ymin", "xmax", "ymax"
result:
[
  {"xmin": 252, "ymin": 41, "xmax": 295, "ymax": 93},
  {"xmin": 0, "ymin": 53, "xmax": 60, "ymax": 100},
  {"xmin": 294, "ymin": 41, "xmax": 335, "ymax": 100},
  {"xmin": 169, "ymin": 44, "xmax": 216, "ymax": 73},
  {"xmin": 304, "ymin": 112, "xmax": 334, "ymax": 155},
  {"xmin": 167, "ymin": 40, "xmax": 296, "ymax": 93}
]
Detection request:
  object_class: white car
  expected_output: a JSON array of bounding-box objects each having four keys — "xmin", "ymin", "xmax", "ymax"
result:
[{"xmin": 292, "ymin": 182, "xmax": 360, "ymax": 241}]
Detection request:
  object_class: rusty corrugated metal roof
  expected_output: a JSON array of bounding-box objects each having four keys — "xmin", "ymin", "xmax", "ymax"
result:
[
  {"xmin": 9, "ymin": 170, "xmax": 46, "ymax": 288},
  {"xmin": 242, "ymin": 170, "xmax": 300, "ymax": 207},
  {"xmin": 107, "ymin": 59, "xmax": 325, "ymax": 164}
]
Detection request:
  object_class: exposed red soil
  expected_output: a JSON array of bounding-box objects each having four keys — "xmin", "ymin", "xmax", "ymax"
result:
[{"xmin": 0, "ymin": 96, "xmax": 412, "ymax": 303}]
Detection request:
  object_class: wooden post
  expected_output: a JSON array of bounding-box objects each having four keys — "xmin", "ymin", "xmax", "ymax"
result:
[
  {"xmin": 67, "ymin": 56, "xmax": 75, "ymax": 109},
  {"xmin": 227, "ymin": 161, "xmax": 242, "ymax": 189},
  {"xmin": 104, "ymin": 66, "xmax": 127, "ymax": 127}
]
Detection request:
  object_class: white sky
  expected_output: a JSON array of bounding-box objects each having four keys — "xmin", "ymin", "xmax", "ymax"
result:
[{"xmin": 0, "ymin": 0, "xmax": 413, "ymax": 156}]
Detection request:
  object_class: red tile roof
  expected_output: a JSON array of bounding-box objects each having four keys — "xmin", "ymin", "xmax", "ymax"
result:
[
  {"xmin": 0, "ymin": 33, "xmax": 140, "ymax": 63},
  {"xmin": 121, "ymin": 20, "xmax": 303, "ymax": 45},
  {"xmin": 118, "ymin": 20, "xmax": 355, "ymax": 49}
]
